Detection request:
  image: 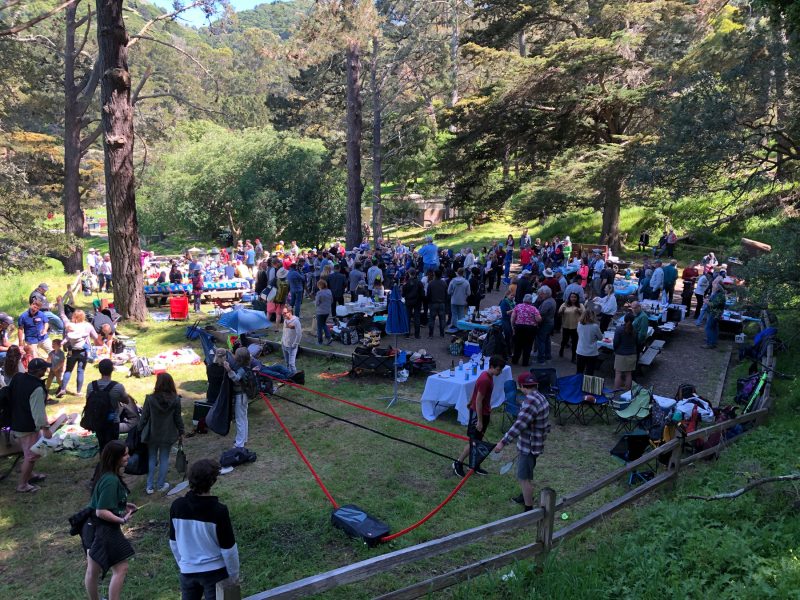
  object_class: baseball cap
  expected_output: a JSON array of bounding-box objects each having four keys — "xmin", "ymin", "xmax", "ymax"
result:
[
  {"xmin": 517, "ymin": 373, "xmax": 538, "ymax": 387},
  {"xmin": 38, "ymin": 283, "xmax": 49, "ymax": 291},
  {"xmin": 28, "ymin": 358, "xmax": 51, "ymax": 372}
]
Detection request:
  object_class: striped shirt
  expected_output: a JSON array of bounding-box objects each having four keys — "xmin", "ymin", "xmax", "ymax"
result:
[{"xmin": 501, "ymin": 390, "xmax": 550, "ymax": 456}]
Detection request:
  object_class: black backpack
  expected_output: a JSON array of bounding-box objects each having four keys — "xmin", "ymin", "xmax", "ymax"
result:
[
  {"xmin": 0, "ymin": 384, "xmax": 10, "ymax": 429},
  {"xmin": 80, "ymin": 381, "xmax": 118, "ymax": 432},
  {"xmin": 241, "ymin": 369, "xmax": 259, "ymax": 399}
]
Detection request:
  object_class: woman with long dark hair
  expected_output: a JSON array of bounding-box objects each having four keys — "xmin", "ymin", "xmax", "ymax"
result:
[
  {"xmin": 84, "ymin": 440, "xmax": 137, "ymax": 600},
  {"xmin": 139, "ymin": 373, "xmax": 185, "ymax": 495},
  {"xmin": 613, "ymin": 312, "xmax": 638, "ymax": 390},
  {"xmin": 2, "ymin": 345, "xmax": 22, "ymax": 385}
]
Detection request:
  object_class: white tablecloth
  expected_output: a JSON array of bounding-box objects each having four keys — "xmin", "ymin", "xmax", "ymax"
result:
[
  {"xmin": 420, "ymin": 365, "xmax": 513, "ymax": 425},
  {"xmin": 598, "ymin": 327, "xmax": 654, "ymax": 351}
]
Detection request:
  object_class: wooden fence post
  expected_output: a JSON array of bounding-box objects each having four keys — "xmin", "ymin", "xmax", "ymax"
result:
[
  {"xmin": 216, "ymin": 577, "xmax": 241, "ymax": 600},
  {"xmin": 536, "ymin": 487, "xmax": 557, "ymax": 565},
  {"xmin": 667, "ymin": 436, "xmax": 683, "ymax": 489}
]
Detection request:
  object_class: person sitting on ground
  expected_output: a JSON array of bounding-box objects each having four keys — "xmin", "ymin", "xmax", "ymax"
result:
[
  {"xmin": 118, "ymin": 395, "xmax": 140, "ymax": 434},
  {"xmin": 452, "ymin": 355, "xmax": 507, "ymax": 478},
  {"xmin": 494, "ymin": 373, "xmax": 550, "ymax": 513},
  {"xmin": 169, "ymin": 458, "xmax": 240, "ymax": 597},
  {"xmin": 139, "ymin": 372, "xmax": 185, "ymax": 495},
  {"xmin": 8, "ymin": 357, "xmax": 52, "ymax": 493},
  {"xmin": 18, "ymin": 299, "xmax": 52, "ymax": 358}
]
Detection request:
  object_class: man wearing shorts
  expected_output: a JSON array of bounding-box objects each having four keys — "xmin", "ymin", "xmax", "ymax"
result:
[
  {"xmin": 493, "ymin": 372, "xmax": 550, "ymax": 512},
  {"xmin": 452, "ymin": 355, "xmax": 506, "ymax": 477}
]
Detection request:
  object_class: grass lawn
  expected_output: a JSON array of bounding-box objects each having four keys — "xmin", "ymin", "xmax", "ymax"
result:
[{"xmin": 0, "ymin": 269, "xmax": 630, "ymax": 599}]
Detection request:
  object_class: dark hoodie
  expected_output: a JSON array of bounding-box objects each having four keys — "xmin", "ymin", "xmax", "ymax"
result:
[{"xmin": 139, "ymin": 392, "xmax": 185, "ymax": 446}]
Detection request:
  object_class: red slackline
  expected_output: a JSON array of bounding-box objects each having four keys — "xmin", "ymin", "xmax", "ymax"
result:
[
  {"xmin": 257, "ymin": 372, "xmax": 469, "ymax": 442},
  {"xmin": 258, "ymin": 385, "xmax": 476, "ymax": 543},
  {"xmin": 261, "ymin": 393, "xmax": 340, "ymax": 509},
  {"xmin": 380, "ymin": 469, "xmax": 474, "ymax": 543}
]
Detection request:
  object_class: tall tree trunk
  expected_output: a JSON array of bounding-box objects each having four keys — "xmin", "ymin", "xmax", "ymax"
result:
[
  {"xmin": 95, "ymin": 0, "xmax": 147, "ymax": 321},
  {"xmin": 449, "ymin": 0, "xmax": 459, "ymax": 107},
  {"xmin": 518, "ymin": 29, "xmax": 526, "ymax": 57},
  {"xmin": 62, "ymin": 1, "xmax": 85, "ymax": 274},
  {"xmin": 345, "ymin": 39, "xmax": 363, "ymax": 249},
  {"xmin": 770, "ymin": 20, "xmax": 788, "ymax": 180},
  {"xmin": 600, "ymin": 172, "xmax": 623, "ymax": 252},
  {"xmin": 370, "ymin": 34, "xmax": 382, "ymax": 242}
]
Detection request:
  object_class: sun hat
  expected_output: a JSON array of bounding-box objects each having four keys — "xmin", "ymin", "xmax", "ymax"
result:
[{"xmin": 542, "ymin": 268, "xmax": 554, "ymax": 277}]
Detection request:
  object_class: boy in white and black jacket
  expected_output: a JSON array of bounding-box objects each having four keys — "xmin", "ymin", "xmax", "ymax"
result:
[{"xmin": 169, "ymin": 459, "xmax": 240, "ymax": 598}]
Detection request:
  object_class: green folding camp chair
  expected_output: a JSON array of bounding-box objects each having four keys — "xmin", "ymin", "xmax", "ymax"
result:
[{"xmin": 612, "ymin": 382, "xmax": 653, "ymax": 434}]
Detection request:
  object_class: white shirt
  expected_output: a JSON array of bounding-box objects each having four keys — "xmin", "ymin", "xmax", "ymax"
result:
[
  {"xmin": 99, "ymin": 260, "xmax": 112, "ymax": 275},
  {"xmin": 87, "ymin": 253, "xmax": 98, "ymax": 268}
]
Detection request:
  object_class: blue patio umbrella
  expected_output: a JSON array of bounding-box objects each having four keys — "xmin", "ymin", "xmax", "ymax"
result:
[
  {"xmin": 384, "ymin": 285, "xmax": 409, "ymax": 407},
  {"xmin": 385, "ymin": 285, "xmax": 409, "ymax": 336},
  {"xmin": 218, "ymin": 308, "xmax": 272, "ymax": 335}
]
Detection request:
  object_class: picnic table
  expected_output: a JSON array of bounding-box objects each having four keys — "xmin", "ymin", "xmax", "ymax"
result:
[
  {"xmin": 597, "ymin": 327, "xmax": 654, "ymax": 352},
  {"xmin": 338, "ymin": 300, "xmax": 388, "ymax": 317},
  {"xmin": 420, "ymin": 364, "xmax": 513, "ymax": 425},
  {"xmin": 455, "ymin": 319, "xmax": 500, "ymax": 332},
  {"xmin": 613, "ymin": 279, "xmax": 638, "ymax": 298}
]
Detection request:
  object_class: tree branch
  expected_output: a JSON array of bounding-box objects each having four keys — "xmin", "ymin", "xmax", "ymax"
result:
[
  {"xmin": 75, "ymin": 6, "xmax": 92, "ymax": 57},
  {"xmin": 0, "ymin": 0, "xmax": 77, "ymax": 36},
  {"xmin": 76, "ymin": 59, "xmax": 101, "ymax": 116},
  {"xmin": 79, "ymin": 124, "xmax": 102, "ymax": 155},
  {"xmin": 129, "ymin": 35, "xmax": 218, "ymax": 99},
  {"xmin": 134, "ymin": 93, "xmax": 228, "ymax": 117},
  {"xmin": 127, "ymin": 0, "xmax": 207, "ymax": 50},
  {"xmin": 687, "ymin": 474, "xmax": 800, "ymax": 501},
  {"xmin": 130, "ymin": 66, "xmax": 152, "ymax": 106}
]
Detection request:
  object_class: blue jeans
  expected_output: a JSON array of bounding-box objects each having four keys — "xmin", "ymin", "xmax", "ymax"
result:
[
  {"xmin": 504, "ymin": 260, "xmax": 511, "ymax": 280},
  {"xmin": 146, "ymin": 445, "xmax": 171, "ymax": 489},
  {"xmin": 41, "ymin": 310, "xmax": 64, "ymax": 334},
  {"xmin": 695, "ymin": 303, "xmax": 708, "ymax": 326},
  {"xmin": 316, "ymin": 314, "xmax": 331, "ymax": 343},
  {"xmin": 451, "ymin": 304, "xmax": 467, "ymax": 328},
  {"xmin": 179, "ymin": 567, "xmax": 229, "ymax": 600},
  {"xmin": 536, "ymin": 322, "xmax": 554, "ymax": 362},
  {"xmin": 705, "ymin": 315, "xmax": 719, "ymax": 347},
  {"xmin": 290, "ymin": 290, "xmax": 303, "ymax": 318}
]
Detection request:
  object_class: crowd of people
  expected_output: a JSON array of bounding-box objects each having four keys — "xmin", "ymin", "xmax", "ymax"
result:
[{"xmin": 1, "ymin": 223, "xmax": 743, "ymax": 599}]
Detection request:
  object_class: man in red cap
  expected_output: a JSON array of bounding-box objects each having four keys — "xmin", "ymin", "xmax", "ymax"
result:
[{"xmin": 494, "ymin": 372, "xmax": 550, "ymax": 512}]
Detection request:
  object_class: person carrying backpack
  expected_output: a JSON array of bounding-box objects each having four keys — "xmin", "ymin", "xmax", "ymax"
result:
[
  {"xmin": 138, "ymin": 373, "xmax": 185, "ymax": 495},
  {"xmin": 84, "ymin": 359, "xmax": 127, "ymax": 451}
]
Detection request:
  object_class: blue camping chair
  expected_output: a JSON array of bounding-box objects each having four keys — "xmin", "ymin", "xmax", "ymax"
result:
[
  {"xmin": 501, "ymin": 379, "xmax": 522, "ymax": 433},
  {"xmin": 530, "ymin": 367, "xmax": 560, "ymax": 415},
  {"xmin": 555, "ymin": 373, "xmax": 617, "ymax": 425}
]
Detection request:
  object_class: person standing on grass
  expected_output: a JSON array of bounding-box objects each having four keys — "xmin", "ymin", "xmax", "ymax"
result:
[
  {"xmin": 86, "ymin": 359, "xmax": 128, "ymax": 452},
  {"xmin": 631, "ymin": 301, "xmax": 650, "ymax": 356},
  {"xmin": 8, "ymin": 357, "xmax": 52, "ymax": 493},
  {"xmin": 447, "ymin": 268, "xmax": 470, "ymax": 327},
  {"xmin": 84, "ymin": 440, "xmax": 138, "ymax": 600},
  {"xmin": 139, "ymin": 373, "xmax": 185, "ymax": 495},
  {"xmin": 169, "ymin": 459, "xmax": 240, "ymax": 599},
  {"xmin": 403, "ymin": 268, "xmax": 425, "ymax": 339},
  {"xmin": 575, "ymin": 310, "xmax": 603, "ymax": 376},
  {"xmin": 287, "ymin": 261, "xmax": 306, "ymax": 318},
  {"xmin": 56, "ymin": 298, "xmax": 99, "ymax": 398},
  {"xmin": 223, "ymin": 348, "xmax": 254, "ymax": 449},
  {"xmin": 191, "ymin": 269, "xmax": 204, "ymax": 313},
  {"xmin": 45, "ymin": 338, "xmax": 65, "ymax": 399},
  {"xmin": 494, "ymin": 372, "xmax": 550, "ymax": 513},
  {"xmin": 534, "ymin": 286, "xmax": 557, "ymax": 364},
  {"xmin": 314, "ymin": 279, "xmax": 334, "ymax": 346},
  {"xmin": 452, "ymin": 355, "xmax": 507, "ymax": 478},
  {"xmin": 281, "ymin": 306, "xmax": 302, "ymax": 375},
  {"xmin": 0, "ymin": 312, "xmax": 13, "ymax": 362},
  {"xmin": 694, "ymin": 270, "xmax": 711, "ymax": 322},
  {"xmin": 98, "ymin": 253, "xmax": 113, "ymax": 292}
]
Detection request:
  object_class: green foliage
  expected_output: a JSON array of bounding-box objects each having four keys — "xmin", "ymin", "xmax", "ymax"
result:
[
  {"xmin": 138, "ymin": 123, "xmax": 345, "ymax": 248},
  {"xmin": 739, "ymin": 221, "xmax": 800, "ymax": 309}
]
